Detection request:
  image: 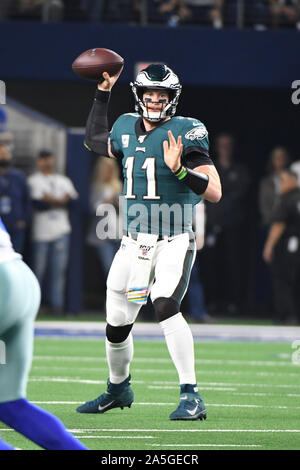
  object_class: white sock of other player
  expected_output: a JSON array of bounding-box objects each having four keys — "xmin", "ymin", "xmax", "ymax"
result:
[
  {"xmin": 105, "ymin": 333, "xmax": 134, "ymax": 384},
  {"xmin": 160, "ymin": 312, "xmax": 197, "ymax": 385}
]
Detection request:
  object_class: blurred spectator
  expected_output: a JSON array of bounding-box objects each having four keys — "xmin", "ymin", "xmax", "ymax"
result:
[
  {"xmin": 156, "ymin": 0, "xmax": 269, "ymax": 28},
  {"xmin": 268, "ymin": 0, "xmax": 299, "ymax": 28},
  {"xmin": 257, "ymin": 146, "xmax": 290, "ymax": 315},
  {"xmin": 79, "ymin": 0, "xmax": 104, "ymax": 22},
  {"xmin": 210, "ymin": 0, "xmax": 271, "ymax": 29},
  {"xmin": 0, "ymin": 141, "xmax": 31, "ymax": 254},
  {"xmin": 210, "ymin": 0, "xmax": 225, "ymax": 28},
  {"xmin": 203, "ymin": 133, "xmax": 250, "ymax": 316},
  {"xmin": 86, "ymin": 157, "xmax": 122, "ymax": 279},
  {"xmin": 0, "ymin": 109, "xmax": 14, "ymax": 149},
  {"xmin": 259, "ymin": 146, "xmax": 291, "ymax": 227},
  {"xmin": 0, "ymin": 108, "xmax": 8, "ymax": 133},
  {"xmin": 158, "ymin": 0, "xmax": 191, "ymax": 24},
  {"xmin": 158, "ymin": 0, "xmax": 218, "ymax": 26},
  {"xmin": 186, "ymin": 202, "xmax": 215, "ymax": 323},
  {"xmin": 263, "ymin": 169, "xmax": 300, "ymax": 324},
  {"xmin": 0, "ymin": 0, "xmax": 12, "ymax": 20},
  {"xmin": 89, "ymin": 0, "xmax": 142, "ymax": 24},
  {"xmin": 0, "ymin": 108, "xmax": 14, "ymax": 155},
  {"xmin": 290, "ymin": 158, "xmax": 300, "ymax": 186},
  {"xmin": 15, "ymin": 0, "xmax": 64, "ymax": 22},
  {"xmin": 28, "ymin": 150, "xmax": 78, "ymax": 314}
]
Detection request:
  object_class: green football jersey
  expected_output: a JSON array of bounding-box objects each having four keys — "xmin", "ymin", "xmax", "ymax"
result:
[{"xmin": 110, "ymin": 113, "xmax": 209, "ymax": 236}]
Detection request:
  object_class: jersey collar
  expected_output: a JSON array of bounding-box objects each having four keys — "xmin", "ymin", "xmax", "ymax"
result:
[{"xmin": 134, "ymin": 116, "xmax": 171, "ymax": 141}]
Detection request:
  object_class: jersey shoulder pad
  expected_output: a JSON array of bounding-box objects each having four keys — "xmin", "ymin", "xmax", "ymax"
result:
[
  {"xmin": 122, "ymin": 113, "xmax": 140, "ymax": 118},
  {"xmin": 173, "ymin": 116, "xmax": 207, "ymax": 136},
  {"xmin": 176, "ymin": 117, "xmax": 208, "ymax": 148},
  {"xmin": 110, "ymin": 113, "xmax": 139, "ymax": 134}
]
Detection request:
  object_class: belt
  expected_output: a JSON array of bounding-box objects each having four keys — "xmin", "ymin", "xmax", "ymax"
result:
[{"xmin": 124, "ymin": 231, "xmax": 167, "ymax": 242}]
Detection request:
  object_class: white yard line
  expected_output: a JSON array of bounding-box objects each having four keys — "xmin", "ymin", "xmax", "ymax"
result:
[
  {"xmin": 150, "ymin": 444, "xmax": 262, "ymax": 448},
  {"xmin": 207, "ymin": 404, "xmax": 298, "ymax": 409},
  {"xmin": 30, "ymin": 400, "xmax": 300, "ymax": 409},
  {"xmin": 148, "ymin": 386, "xmax": 237, "ymax": 391},
  {"xmin": 3, "ymin": 424, "xmax": 298, "ymax": 436},
  {"xmin": 33, "ymin": 401, "xmax": 83, "ymax": 404},
  {"xmin": 79, "ymin": 436, "xmax": 154, "ymax": 439},
  {"xmin": 197, "ymin": 371, "xmax": 300, "ymax": 377},
  {"xmin": 33, "ymin": 355, "xmax": 295, "ymax": 367},
  {"xmin": 29, "ymin": 377, "xmax": 107, "ymax": 385},
  {"xmin": 232, "ymin": 392, "xmax": 300, "ymax": 397},
  {"xmin": 69, "ymin": 428, "xmax": 300, "ymax": 433},
  {"xmin": 34, "ymin": 356, "xmax": 102, "ymax": 361},
  {"xmin": 31, "ymin": 365, "xmax": 300, "ymax": 378},
  {"xmin": 32, "ymin": 401, "xmax": 175, "ymax": 406},
  {"xmin": 28, "ymin": 377, "xmax": 300, "ymax": 389},
  {"xmin": 3, "ymin": 427, "xmax": 300, "ymax": 434}
]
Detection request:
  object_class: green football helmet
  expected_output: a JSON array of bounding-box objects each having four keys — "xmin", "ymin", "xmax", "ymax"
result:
[{"xmin": 130, "ymin": 64, "xmax": 182, "ymax": 122}]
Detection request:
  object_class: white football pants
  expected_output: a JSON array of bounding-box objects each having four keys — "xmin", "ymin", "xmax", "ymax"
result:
[{"xmin": 106, "ymin": 232, "xmax": 196, "ymax": 326}]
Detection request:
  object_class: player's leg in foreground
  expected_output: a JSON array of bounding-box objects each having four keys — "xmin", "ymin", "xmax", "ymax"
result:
[
  {"xmin": 0, "ymin": 438, "xmax": 14, "ymax": 450},
  {"xmin": 0, "ymin": 259, "xmax": 88, "ymax": 450},
  {"xmin": 151, "ymin": 234, "xmax": 206, "ymax": 421},
  {"xmin": 77, "ymin": 239, "xmax": 138, "ymax": 414}
]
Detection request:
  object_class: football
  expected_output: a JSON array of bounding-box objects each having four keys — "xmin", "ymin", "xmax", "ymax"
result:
[{"xmin": 72, "ymin": 48, "xmax": 124, "ymax": 82}]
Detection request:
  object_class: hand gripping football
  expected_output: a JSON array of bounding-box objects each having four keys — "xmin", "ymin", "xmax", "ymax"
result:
[{"xmin": 72, "ymin": 48, "xmax": 124, "ymax": 82}]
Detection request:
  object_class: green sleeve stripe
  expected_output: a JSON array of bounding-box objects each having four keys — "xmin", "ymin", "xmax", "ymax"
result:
[{"xmin": 84, "ymin": 141, "xmax": 92, "ymax": 151}]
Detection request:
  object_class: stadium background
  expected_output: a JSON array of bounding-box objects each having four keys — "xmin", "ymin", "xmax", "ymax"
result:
[
  {"xmin": 1, "ymin": 1, "xmax": 300, "ymax": 318},
  {"xmin": 1, "ymin": 0, "xmax": 300, "ymax": 452}
]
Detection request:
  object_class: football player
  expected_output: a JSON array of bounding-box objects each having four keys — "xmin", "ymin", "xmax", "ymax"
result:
[
  {"xmin": 77, "ymin": 64, "xmax": 222, "ymax": 420},
  {"xmin": 0, "ymin": 217, "xmax": 88, "ymax": 450}
]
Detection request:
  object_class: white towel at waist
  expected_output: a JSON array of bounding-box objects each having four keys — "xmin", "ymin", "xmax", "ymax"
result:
[{"xmin": 126, "ymin": 233, "xmax": 158, "ymax": 305}]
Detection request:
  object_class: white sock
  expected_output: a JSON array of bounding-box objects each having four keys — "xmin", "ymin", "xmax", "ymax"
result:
[
  {"xmin": 160, "ymin": 312, "xmax": 196, "ymax": 385},
  {"xmin": 105, "ymin": 333, "xmax": 134, "ymax": 384}
]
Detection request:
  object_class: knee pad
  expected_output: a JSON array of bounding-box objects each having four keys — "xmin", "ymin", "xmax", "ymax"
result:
[
  {"xmin": 153, "ymin": 297, "xmax": 180, "ymax": 323},
  {"xmin": 106, "ymin": 323, "xmax": 133, "ymax": 343}
]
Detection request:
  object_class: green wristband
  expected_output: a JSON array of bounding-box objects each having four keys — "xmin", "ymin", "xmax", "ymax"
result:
[{"xmin": 173, "ymin": 165, "xmax": 188, "ymax": 181}]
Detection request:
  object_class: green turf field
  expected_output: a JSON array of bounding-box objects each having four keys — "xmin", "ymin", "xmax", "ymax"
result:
[{"xmin": 1, "ymin": 338, "xmax": 300, "ymax": 450}]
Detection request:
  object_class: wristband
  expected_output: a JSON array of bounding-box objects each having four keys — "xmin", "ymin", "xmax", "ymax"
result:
[
  {"xmin": 173, "ymin": 165, "xmax": 209, "ymax": 195},
  {"xmin": 173, "ymin": 165, "xmax": 188, "ymax": 181},
  {"xmin": 95, "ymin": 88, "xmax": 110, "ymax": 103}
]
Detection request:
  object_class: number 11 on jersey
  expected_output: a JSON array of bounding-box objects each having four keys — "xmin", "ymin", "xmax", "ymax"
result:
[{"xmin": 124, "ymin": 156, "xmax": 161, "ymax": 200}]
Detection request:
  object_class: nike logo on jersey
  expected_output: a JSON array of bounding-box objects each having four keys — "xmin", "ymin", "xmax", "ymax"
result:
[
  {"xmin": 98, "ymin": 400, "xmax": 116, "ymax": 411},
  {"xmin": 138, "ymin": 135, "xmax": 147, "ymax": 143}
]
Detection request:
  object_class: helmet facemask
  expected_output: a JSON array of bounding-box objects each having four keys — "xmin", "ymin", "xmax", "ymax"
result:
[{"xmin": 130, "ymin": 64, "xmax": 182, "ymax": 123}]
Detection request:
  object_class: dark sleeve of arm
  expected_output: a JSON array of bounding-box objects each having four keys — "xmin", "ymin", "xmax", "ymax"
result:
[
  {"xmin": 182, "ymin": 147, "xmax": 214, "ymax": 169},
  {"xmin": 22, "ymin": 179, "xmax": 32, "ymax": 222},
  {"xmin": 85, "ymin": 89, "xmax": 110, "ymax": 156},
  {"xmin": 32, "ymin": 200, "xmax": 51, "ymax": 211},
  {"xmin": 271, "ymin": 196, "xmax": 287, "ymax": 224}
]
